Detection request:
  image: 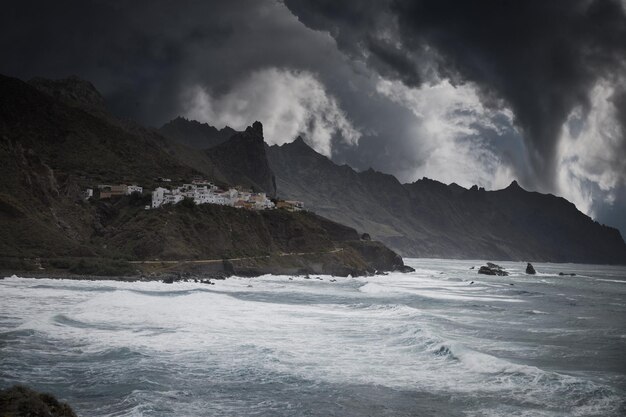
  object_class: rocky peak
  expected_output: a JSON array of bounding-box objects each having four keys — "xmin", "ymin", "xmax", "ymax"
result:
[
  {"xmin": 506, "ymin": 180, "xmax": 523, "ymax": 191},
  {"xmin": 281, "ymin": 136, "xmax": 322, "ymax": 159},
  {"xmin": 251, "ymin": 121, "xmax": 263, "ymax": 136},
  {"xmin": 206, "ymin": 122, "xmax": 277, "ymax": 197},
  {"xmin": 292, "ymin": 136, "xmax": 307, "ymax": 146}
]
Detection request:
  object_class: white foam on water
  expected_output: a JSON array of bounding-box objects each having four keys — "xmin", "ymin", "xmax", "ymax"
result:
[
  {"xmin": 359, "ymin": 282, "xmax": 525, "ymax": 303},
  {"xmin": 596, "ymin": 278, "xmax": 626, "ymax": 284},
  {"xmin": 524, "ymin": 310, "xmax": 550, "ymax": 315}
]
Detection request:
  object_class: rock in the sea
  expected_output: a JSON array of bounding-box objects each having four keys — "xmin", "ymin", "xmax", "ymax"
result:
[
  {"xmin": 478, "ymin": 266, "xmax": 495, "ymax": 275},
  {"xmin": 559, "ymin": 272, "xmax": 576, "ymax": 276},
  {"xmin": 0, "ymin": 385, "xmax": 77, "ymax": 417},
  {"xmin": 361, "ymin": 233, "xmax": 372, "ymax": 241},
  {"xmin": 396, "ymin": 265, "xmax": 415, "ymax": 273},
  {"xmin": 478, "ymin": 263, "xmax": 509, "ymax": 276},
  {"xmin": 526, "ymin": 263, "xmax": 536, "ymax": 274}
]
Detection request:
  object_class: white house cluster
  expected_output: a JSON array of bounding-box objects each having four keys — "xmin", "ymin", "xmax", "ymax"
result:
[
  {"xmin": 84, "ymin": 179, "xmax": 304, "ymax": 212},
  {"xmin": 151, "ymin": 181, "xmax": 275, "ymax": 210}
]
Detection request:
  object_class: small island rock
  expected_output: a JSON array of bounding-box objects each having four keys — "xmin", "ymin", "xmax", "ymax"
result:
[
  {"xmin": 526, "ymin": 263, "xmax": 536, "ymax": 274},
  {"xmin": 478, "ymin": 262, "xmax": 509, "ymax": 276}
]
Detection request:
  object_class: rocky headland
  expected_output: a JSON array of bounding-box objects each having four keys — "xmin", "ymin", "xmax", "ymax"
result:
[{"xmin": 0, "ymin": 74, "xmax": 410, "ymax": 279}]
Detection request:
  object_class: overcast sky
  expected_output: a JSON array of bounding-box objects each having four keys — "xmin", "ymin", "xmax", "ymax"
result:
[{"xmin": 2, "ymin": 0, "xmax": 626, "ymax": 235}]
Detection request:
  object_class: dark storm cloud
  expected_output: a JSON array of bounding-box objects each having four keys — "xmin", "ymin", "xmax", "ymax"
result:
[
  {"xmin": 0, "ymin": 0, "xmax": 430, "ymax": 172},
  {"xmin": 1, "ymin": 0, "xmax": 625, "ymax": 234},
  {"xmin": 284, "ymin": 0, "xmax": 626, "ymax": 190},
  {"xmin": 0, "ymin": 0, "xmax": 346, "ymax": 126}
]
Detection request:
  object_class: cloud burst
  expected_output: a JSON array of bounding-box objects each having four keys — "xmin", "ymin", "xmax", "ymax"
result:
[
  {"xmin": 182, "ymin": 68, "xmax": 360, "ymax": 156},
  {"xmin": 375, "ymin": 78, "xmax": 515, "ymax": 188}
]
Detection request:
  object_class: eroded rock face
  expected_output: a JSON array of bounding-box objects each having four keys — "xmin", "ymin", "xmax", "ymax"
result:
[
  {"xmin": 206, "ymin": 121, "xmax": 277, "ymax": 197},
  {"xmin": 526, "ymin": 262, "xmax": 536, "ymax": 274},
  {"xmin": 478, "ymin": 262, "xmax": 509, "ymax": 276}
]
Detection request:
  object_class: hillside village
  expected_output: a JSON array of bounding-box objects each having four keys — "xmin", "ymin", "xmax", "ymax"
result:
[{"xmin": 85, "ymin": 180, "xmax": 304, "ymax": 212}]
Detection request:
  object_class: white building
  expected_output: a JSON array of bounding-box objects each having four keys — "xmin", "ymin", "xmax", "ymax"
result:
[
  {"xmin": 164, "ymin": 194, "xmax": 184, "ymax": 205},
  {"xmin": 192, "ymin": 178, "xmax": 216, "ymax": 188},
  {"xmin": 249, "ymin": 193, "xmax": 275, "ymax": 209},
  {"xmin": 126, "ymin": 185, "xmax": 143, "ymax": 195},
  {"xmin": 151, "ymin": 187, "xmax": 168, "ymax": 208}
]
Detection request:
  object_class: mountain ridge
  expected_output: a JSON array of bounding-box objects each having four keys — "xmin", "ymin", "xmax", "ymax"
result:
[
  {"xmin": 266, "ymin": 136, "xmax": 626, "ymax": 264},
  {"xmin": 160, "ymin": 116, "xmax": 237, "ymax": 149}
]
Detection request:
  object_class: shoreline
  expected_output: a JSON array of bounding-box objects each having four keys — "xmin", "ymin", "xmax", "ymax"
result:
[{"xmin": 0, "ymin": 244, "xmax": 413, "ymax": 282}]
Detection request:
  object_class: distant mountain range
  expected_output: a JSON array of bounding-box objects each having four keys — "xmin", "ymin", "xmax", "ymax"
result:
[{"xmin": 162, "ymin": 121, "xmax": 626, "ymax": 265}]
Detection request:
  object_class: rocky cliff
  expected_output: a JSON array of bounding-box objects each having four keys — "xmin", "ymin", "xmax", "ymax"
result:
[
  {"xmin": 205, "ymin": 121, "xmax": 277, "ymax": 197},
  {"xmin": 0, "ymin": 74, "xmax": 407, "ymax": 276}
]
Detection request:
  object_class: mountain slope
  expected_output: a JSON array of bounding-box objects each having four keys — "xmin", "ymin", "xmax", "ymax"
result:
[
  {"xmin": 0, "ymin": 74, "xmax": 209, "ymax": 260},
  {"xmin": 267, "ymin": 138, "xmax": 626, "ymax": 264}
]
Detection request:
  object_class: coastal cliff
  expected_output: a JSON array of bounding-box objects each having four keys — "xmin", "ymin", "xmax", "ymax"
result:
[{"xmin": 0, "ymin": 74, "xmax": 409, "ymax": 277}]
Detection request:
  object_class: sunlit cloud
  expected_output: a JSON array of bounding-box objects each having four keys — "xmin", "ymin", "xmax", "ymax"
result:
[
  {"xmin": 375, "ymin": 78, "xmax": 516, "ymax": 189},
  {"xmin": 558, "ymin": 80, "xmax": 626, "ymax": 215}
]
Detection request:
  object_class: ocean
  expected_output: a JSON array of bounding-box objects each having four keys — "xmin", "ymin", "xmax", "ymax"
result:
[{"xmin": 1, "ymin": 259, "xmax": 625, "ymax": 416}]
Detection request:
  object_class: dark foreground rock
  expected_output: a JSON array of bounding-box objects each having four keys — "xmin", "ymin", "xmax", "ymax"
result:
[
  {"xmin": 478, "ymin": 262, "xmax": 509, "ymax": 276},
  {"xmin": 559, "ymin": 272, "xmax": 576, "ymax": 276},
  {"xmin": 0, "ymin": 385, "xmax": 77, "ymax": 417},
  {"xmin": 526, "ymin": 263, "xmax": 536, "ymax": 274}
]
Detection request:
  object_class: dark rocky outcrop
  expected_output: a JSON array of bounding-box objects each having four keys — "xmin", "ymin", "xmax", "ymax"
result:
[
  {"xmin": 0, "ymin": 385, "xmax": 77, "ymax": 417},
  {"xmin": 206, "ymin": 121, "xmax": 277, "ymax": 197},
  {"xmin": 267, "ymin": 138, "xmax": 626, "ymax": 264},
  {"xmin": 160, "ymin": 117, "xmax": 237, "ymax": 150},
  {"xmin": 478, "ymin": 263, "xmax": 509, "ymax": 276},
  {"xmin": 526, "ymin": 263, "xmax": 536, "ymax": 274}
]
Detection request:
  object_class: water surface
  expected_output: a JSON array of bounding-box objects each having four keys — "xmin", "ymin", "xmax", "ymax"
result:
[{"xmin": 1, "ymin": 259, "xmax": 625, "ymax": 416}]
